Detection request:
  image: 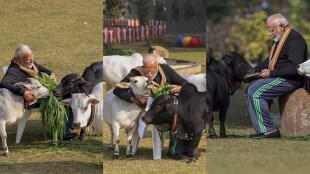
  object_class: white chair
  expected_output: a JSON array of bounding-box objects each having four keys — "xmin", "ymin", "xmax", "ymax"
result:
[{"xmin": 3, "ymin": 66, "xmax": 8, "ymax": 74}]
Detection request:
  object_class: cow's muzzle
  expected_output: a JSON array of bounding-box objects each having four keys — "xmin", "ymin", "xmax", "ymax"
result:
[
  {"xmin": 73, "ymin": 122, "xmax": 81, "ymax": 128},
  {"xmin": 141, "ymin": 115, "xmax": 152, "ymax": 125},
  {"xmin": 53, "ymin": 89, "xmax": 63, "ymax": 97}
]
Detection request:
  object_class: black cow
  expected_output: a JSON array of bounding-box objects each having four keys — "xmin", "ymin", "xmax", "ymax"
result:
[
  {"xmin": 142, "ymin": 83, "xmax": 206, "ymax": 163},
  {"xmin": 54, "ymin": 61, "xmax": 103, "ymax": 98},
  {"xmin": 206, "ymin": 51, "xmax": 253, "ymax": 138},
  {"xmin": 54, "ymin": 61, "xmax": 103, "ymax": 140}
]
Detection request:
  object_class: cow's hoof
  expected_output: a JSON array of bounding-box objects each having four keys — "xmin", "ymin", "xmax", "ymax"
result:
[
  {"xmin": 78, "ymin": 134, "xmax": 86, "ymax": 140},
  {"xmin": 126, "ymin": 154, "xmax": 133, "ymax": 158},
  {"xmin": 107, "ymin": 147, "xmax": 114, "ymax": 151},
  {"xmin": 1, "ymin": 152, "xmax": 9, "ymax": 157},
  {"xmin": 220, "ymin": 133, "xmax": 227, "ymax": 138},
  {"xmin": 208, "ymin": 133, "xmax": 217, "ymax": 139},
  {"xmin": 63, "ymin": 132, "xmax": 78, "ymax": 141},
  {"xmin": 168, "ymin": 152, "xmax": 184, "ymax": 160},
  {"xmin": 186, "ymin": 158, "xmax": 196, "ymax": 164},
  {"xmin": 112, "ymin": 154, "xmax": 119, "ymax": 159},
  {"xmin": 194, "ymin": 152, "xmax": 201, "ymax": 158}
]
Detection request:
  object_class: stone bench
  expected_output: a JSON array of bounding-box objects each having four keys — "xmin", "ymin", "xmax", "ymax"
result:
[{"xmin": 278, "ymin": 88, "xmax": 310, "ymax": 137}]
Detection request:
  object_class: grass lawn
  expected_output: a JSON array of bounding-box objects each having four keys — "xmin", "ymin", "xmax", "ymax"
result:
[
  {"xmin": 206, "ymin": 89, "xmax": 310, "ymax": 174},
  {"xmin": 103, "ymin": 122, "xmax": 207, "ymax": 174},
  {"xmin": 0, "ymin": 1, "xmax": 103, "ymax": 173},
  {"xmin": 0, "ymin": 114, "xmax": 103, "ymax": 173},
  {"xmin": 112, "ymin": 43, "xmax": 206, "ymax": 73}
]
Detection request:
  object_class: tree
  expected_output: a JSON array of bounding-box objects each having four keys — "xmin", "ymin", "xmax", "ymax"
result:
[
  {"xmin": 227, "ymin": 11, "xmax": 270, "ymax": 63},
  {"xmin": 183, "ymin": 0, "xmax": 196, "ymax": 33},
  {"xmin": 154, "ymin": 0, "xmax": 166, "ymax": 21},
  {"xmin": 105, "ymin": 0, "xmax": 125, "ymax": 18},
  {"xmin": 171, "ymin": 0, "xmax": 180, "ymax": 34},
  {"xmin": 205, "ymin": 0, "xmax": 231, "ymax": 25},
  {"xmin": 129, "ymin": 0, "xmax": 152, "ymax": 25},
  {"xmin": 205, "ymin": 0, "xmax": 231, "ymax": 56},
  {"xmin": 286, "ymin": 0, "xmax": 310, "ymax": 56}
]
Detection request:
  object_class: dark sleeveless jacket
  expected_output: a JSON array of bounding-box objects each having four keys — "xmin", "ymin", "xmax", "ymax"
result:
[{"xmin": 113, "ymin": 64, "xmax": 188, "ymax": 102}]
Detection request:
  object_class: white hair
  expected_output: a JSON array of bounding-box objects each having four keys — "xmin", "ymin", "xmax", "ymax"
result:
[
  {"xmin": 267, "ymin": 13, "xmax": 289, "ymax": 27},
  {"xmin": 15, "ymin": 44, "xmax": 32, "ymax": 58},
  {"xmin": 142, "ymin": 54, "xmax": 159, "ymax": 65}
]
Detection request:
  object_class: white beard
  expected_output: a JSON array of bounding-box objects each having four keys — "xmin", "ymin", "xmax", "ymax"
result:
[
  {"xmin": 147, "ymin": 71, "xmax": 158, "ymax": 80},
  {"xmin": 273, "ymin": 29, "xmax": 283, "ymax": 43},
  {"xmin": 21, "ymin": 62, "xmax": 34, "ymax": 69}
]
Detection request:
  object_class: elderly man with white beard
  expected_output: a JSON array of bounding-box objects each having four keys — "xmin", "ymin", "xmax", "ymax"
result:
[
  {"xmin": 0, "ymin": 44, "xmax": 56, "ymax": 103},
  {"xmin": 246, "ymin": 13, "xmax": 307, "ymax": 139},
  {"xmin": 113, "ymin": 54, "xmax": 190, "ymax": 160}
]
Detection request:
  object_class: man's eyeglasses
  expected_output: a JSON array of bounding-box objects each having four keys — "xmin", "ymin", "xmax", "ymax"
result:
[
  {"xmin": 22, "ymin": 55, "xmax": 34, "ymax": 64},
  {"xmin": 267, "ymin": 25, "xmax": 279, "ymax": 33},
  {"xmin": 143, "ymin": 68, "xmax": 157, "ymax": 74}
]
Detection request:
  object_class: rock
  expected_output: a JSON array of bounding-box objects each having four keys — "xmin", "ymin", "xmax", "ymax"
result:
[{"xmin": 279, "ymin": 88, "xmax": 310, "ymax": 137}]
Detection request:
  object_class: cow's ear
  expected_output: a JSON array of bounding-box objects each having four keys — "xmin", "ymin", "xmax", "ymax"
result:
[
  {"xmin": 14, "ymin": 82, "xmax": 30, "ymax": 90},
  {"xmin": 76, "ymin": 77, "xmax": 94, "ymax": 87},
  {"xmin": 60, "ymin": 99, "xmax": 71, "ymax": 106},
  {"xmin": 116, "ymin": 82, "xmax": 130, "ymax": 88},
  {"xmin": 88, "ymin": 98, "xmax": 99, "ymax": 105},
  {"xmin": 223, "ymin": 55, "xmax": 233, "ymax": 66},
  {"xmin": 81, "ymin": 81, "xmax": 94, "ymax": 87}
]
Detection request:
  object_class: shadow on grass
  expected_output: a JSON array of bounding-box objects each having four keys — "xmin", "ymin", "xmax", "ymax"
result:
[
  {"xmin": 205, "ymin": 133, "xmax": 310, "ymax": 142},
  {"xmin": 102, "ymin": 144, "xmax": 206, "ymax": 161},
  {"xmin": 0, "ymin": 161, "xmax": 102, "ymax": 174},
  {"xmin": 205, "ymin": 134, "xmax": 249, "ymax": 140},
  {"xmin": 5, "ymin": 119, "xmax": 103, "ymax": 155},
  {"xmin": 283, "ymin": 136, "xmax": 310, "ymax": 141}
]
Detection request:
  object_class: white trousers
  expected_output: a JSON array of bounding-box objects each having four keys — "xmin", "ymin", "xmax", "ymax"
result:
[{"xmin": 137, "ymin": 97, "xmax": 164, "ymax": 160}]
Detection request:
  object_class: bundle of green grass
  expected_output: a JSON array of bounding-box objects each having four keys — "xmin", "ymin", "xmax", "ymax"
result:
[
  {"xmin": 36, "ymin": 73, "xmax": 68, "ymax": 145},
  {"xmin": 150, "ymin": 83, "xmax": 173, "ymax": 98}
]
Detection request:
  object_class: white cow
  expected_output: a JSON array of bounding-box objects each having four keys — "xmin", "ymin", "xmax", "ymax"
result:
[
  {"xmin": 102, "ymin": 53, "xmax": 166, "ymax": 89},
  {"xmin": 0, "ymin": 78, "xmax": 49, "ymax": 156},
  {"xmin": 183, "ymin": 73, "xmax": 206, "ymax": 92},
  {"xmin": 61, "ymin": 82, "xmax": 104, "ymax": 136},
  {"xmin": 297, "ymin": 59, "xmax": 310, "ymax": 77},
  {"xmin": 102, "ymin": 76, "xmax": 151, "ymax": 159}
]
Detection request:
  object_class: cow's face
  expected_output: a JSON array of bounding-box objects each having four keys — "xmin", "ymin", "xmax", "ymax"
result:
[
  {"xmin": 14, "ymin": 78, "xmax": 49, "ymax": 105},
  {"xmin": 223, "ymin": 51, "xmax": 254, "ymax": 81},
  {"xmin": 129, "ymin": 76, "xmax": 152, "ymax": 96},
  {"xmin": 61, "ymin": 93, "xmax": 99, "ymax": 128},
  {"xmin": 297, "ymin": 59, "xmax": 310, "ymax": 77},
  {"xmin": 142, "ymin": 94, "xmax": 173, "ymax": 126},
  {"xmin": 54, "ymin": 73, "xmax": 93, "ymax": 98},
  {"xmin": 116, "ymin": 76, "xmax": 151, "ymax": 96}
]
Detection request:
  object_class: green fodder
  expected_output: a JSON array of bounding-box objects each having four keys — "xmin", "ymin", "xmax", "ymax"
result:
[
  {"xmin": 36, "ymin": 73, "xmax": 68, "ymax": 145},
  {"xmin": 150, "ymin": 83, "xmax": 173, "ymax": 98}
]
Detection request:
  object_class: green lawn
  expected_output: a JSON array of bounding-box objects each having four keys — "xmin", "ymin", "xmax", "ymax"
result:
[
  {"xmin": 0, "ymin": 1, "xmax": 102, "ymax": 173},
  {"xmin": 206, "ymin": 89, "xmax": 310, "ymax": 174}
]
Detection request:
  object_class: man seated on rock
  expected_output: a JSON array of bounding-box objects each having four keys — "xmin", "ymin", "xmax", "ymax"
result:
[
  {"xmin": 246, "ymin": 13, "xmax": 307, "ymax": 139},
  {"xmin": 113, "ymin": 53, "xmax": 191, "ymax": 159},
  {"xmin": 0, "ymin": 44, "xmax": 56, "ymax": 105}
]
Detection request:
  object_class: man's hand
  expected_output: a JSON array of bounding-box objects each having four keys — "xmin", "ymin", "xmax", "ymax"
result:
[
  {"xmin": 133, "ymin": 95, "xmax": 148, "ymax": 108},
  {"xmin": 23, "ymin": 91, "xmax": 35, "ymax": 102},
  {"xmin": 50, "ymin": 73, "xmax": 56, "ymax": 81},
  {"xmin": 170, "ymin": 85, "xmax": 181, "ymax": 94},
  {"xmin": 259, "ymin": 69, "xmax": 270, "ymax": 78}
]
